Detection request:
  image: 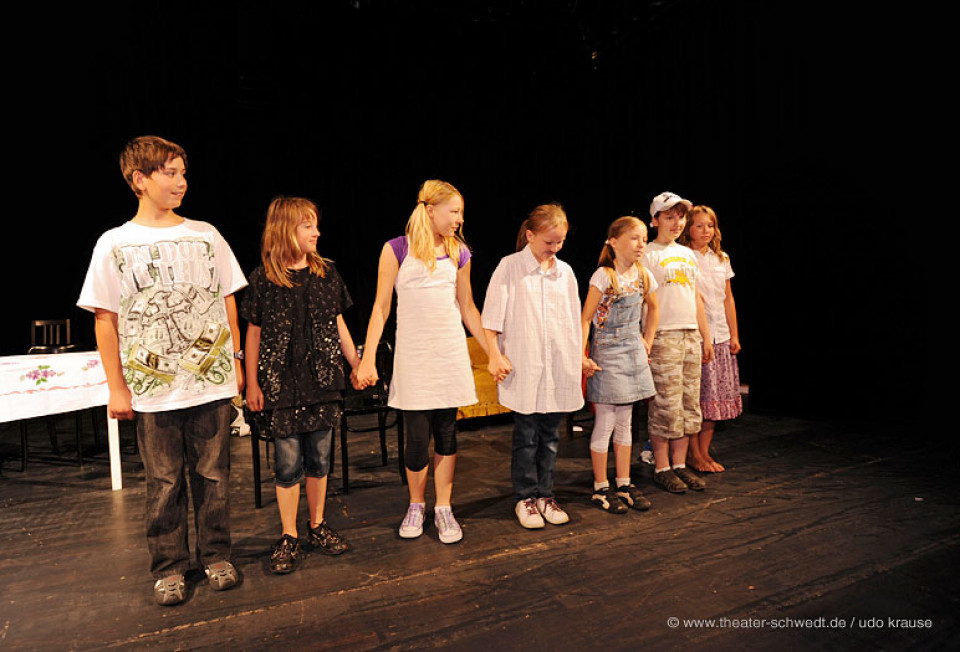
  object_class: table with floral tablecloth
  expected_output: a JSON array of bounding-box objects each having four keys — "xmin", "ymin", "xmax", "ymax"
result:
[{"xmin": 1, "ymin": 351, "xmax": 123, "ymax": 489}]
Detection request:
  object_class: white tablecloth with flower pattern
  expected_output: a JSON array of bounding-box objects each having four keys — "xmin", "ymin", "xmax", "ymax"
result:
[{"xmin": 1, "ymin": 351, "xmax": 124, "ymax": 489}]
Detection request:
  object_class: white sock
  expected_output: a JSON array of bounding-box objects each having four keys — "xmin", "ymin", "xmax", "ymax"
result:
[
  {"xmin": 672, "ymin": 463, "xmax": 686, "ymax": 470},
  {"xmin": 616, "ymin": 477, "xmax": 631, "ymax": 488},
  {"xmin": 594, "ymin": 480, "xmax": 610, "ymax": 491},
  {"xmin": 655, "ymin": 466, "xmax": 671, "ymax": 474}
]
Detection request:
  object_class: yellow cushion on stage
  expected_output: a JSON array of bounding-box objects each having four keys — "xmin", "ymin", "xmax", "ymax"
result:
[{"xmin": 457, "ymin": 337, "xmax": 511, "ymax": 420}]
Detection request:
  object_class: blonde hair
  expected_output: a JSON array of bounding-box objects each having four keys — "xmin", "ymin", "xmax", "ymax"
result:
[
  {"xmin": 516, "ymin": 203, "xmax": 568, "ymax": 252},
  {"xmin": 261, "ymin": 196, "xmax": 330, "ymax": 288},
  {"xmin": 597, "ymin": 216, "xmax": 650, "ymax": 297},
  {"xmin": 680, "ymin": 205, "xmax": 728, "ymax": 260},
  {"xmin": 405, "ymin": 179, "xmax": 466, "ymax": 272}
]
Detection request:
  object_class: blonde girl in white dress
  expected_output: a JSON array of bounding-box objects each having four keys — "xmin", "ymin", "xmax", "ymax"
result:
[{"xmin": 356, "ymin": 180, "xmax": 487, "ymax": 544}]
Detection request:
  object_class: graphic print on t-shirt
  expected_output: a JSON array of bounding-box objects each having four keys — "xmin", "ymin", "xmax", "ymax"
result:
[
  {"xmin": 656, "ymin": 255, "xmax": 695, "ymax": 289},
  {"xmin": 115, "ymin": 237, "xmax": 232, "ymax": 397}
]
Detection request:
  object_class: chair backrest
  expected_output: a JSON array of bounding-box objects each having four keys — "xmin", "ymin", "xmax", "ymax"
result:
[
  {"xmin": 373, "ymin": 340, "xmax": 394, "ymax": 384},
  {"xmin": 29, "ymin": 319, "xmax": 75, "ymax": 354}
]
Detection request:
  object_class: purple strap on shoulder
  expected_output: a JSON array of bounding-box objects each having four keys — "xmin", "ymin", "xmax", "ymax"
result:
[
  {"xmin": 389, "ymin": 236, "xmax": 471, "ymax": 268},
  {"xmin": 388, "ymin": 236, "xmax": 408, "ymax": 265}
]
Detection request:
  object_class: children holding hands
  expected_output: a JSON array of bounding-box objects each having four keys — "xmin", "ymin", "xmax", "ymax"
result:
[{"xmin": 82, "ymin": 134, "xmax": 736, "ymax": 610}]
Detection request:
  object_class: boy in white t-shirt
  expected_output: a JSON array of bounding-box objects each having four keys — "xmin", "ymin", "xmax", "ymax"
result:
[
  {"xmin": 77, "ymin": 136, "xmax": 247, "ymax": 606},
  {"xmin": 641, "ymin": 192, "xmax": 713, "ymax": 494}
]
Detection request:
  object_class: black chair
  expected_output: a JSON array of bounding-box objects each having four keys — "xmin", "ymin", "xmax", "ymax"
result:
[
  {"xmin": 18, "ymin": 319, "xmax": 91, "ymax": 469},
  {"xmin": 334, "ymin": 340, "xmax": 404, "ymax": 493},
  {"xmin": 29, "ymin": 319, "xmax": 79, "ymax": 354},
  {"xmin": 247, "ymin": 409, "xmax": 273, "ymax": 509}
]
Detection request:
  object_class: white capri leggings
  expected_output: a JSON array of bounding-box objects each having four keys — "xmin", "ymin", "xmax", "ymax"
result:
[{"xmin": 589, "ymin": 403, "xmax": 634, "ymax": 453}]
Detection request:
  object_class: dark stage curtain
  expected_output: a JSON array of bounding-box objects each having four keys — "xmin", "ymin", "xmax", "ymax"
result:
[{"xmin": 10, "ymin": 1, "xmax": 902, "ymax": 420}]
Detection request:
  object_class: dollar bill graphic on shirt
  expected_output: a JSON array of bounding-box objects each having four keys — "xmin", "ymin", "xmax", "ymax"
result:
[
  {"xmin": 178, "ymin": 322, "xmax": 231, "ymax": 375},
  {"xmin": 126, "ymin": 341, "xmax": 178, "ymax": 383}
]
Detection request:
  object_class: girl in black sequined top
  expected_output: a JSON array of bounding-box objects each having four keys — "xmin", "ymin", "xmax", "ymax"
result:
[{"xmin": 242, "ymin": 196, "xmax": 361, "ymax": 573}]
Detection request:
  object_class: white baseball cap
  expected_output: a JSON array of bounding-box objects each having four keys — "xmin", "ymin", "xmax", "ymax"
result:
[{"xmin": 649, "ymin": 192, "xmax": 692, "ymax": 218}]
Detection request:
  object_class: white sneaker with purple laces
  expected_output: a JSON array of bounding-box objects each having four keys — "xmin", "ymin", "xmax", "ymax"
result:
[
  {"xmin": 434, "ymin": 505, "xmax": 463, "ymax": 544},
  {"xmin": 399, "ymin": 502, "xmax": 425, "ymax": 538}
]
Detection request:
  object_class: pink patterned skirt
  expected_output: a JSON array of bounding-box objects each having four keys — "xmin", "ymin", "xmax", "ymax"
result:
[{"xmin": 700, "ymin": 340, "xmax": 742, "ymax": 421}]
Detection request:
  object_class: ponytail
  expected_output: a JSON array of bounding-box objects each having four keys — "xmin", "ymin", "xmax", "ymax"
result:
[
  {"xmin": 596, "ymin": 216, "xmax": 645, "ymax": 297},
  {"xmin": 406, "ymin": 179, "xmax": 466, "ymax": 272}
]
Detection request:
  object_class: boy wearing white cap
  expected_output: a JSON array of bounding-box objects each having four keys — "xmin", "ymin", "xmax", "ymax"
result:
[{"xmin": 641, "ymin": 192, "xmax": 714, "ymax": 494}]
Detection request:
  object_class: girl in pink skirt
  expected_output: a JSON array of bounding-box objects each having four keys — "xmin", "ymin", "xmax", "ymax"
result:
[{"xmin": 680, "ymin": 205, "xmax": 742, "ymax": 472}]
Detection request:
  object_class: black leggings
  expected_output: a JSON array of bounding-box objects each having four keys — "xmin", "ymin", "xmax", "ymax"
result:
[{"xmin": 403, "ymin": 408, "xmax": 458, "ymax": 471}]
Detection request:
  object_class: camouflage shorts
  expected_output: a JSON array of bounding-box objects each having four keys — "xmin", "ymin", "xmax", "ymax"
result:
[{"xmin": 647, "ymin": 329, "xmax": 702, "ymax": 440}]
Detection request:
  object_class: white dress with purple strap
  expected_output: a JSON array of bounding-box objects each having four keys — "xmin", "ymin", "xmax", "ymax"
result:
[{"xmin": 387, "ymin": 236, "xmax": 477, "ymax": 411}]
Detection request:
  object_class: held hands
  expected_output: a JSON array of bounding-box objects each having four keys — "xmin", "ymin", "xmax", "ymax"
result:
[
  {"xmin": 488, "ymin": 353, "xmax": 513, "ymax": 383},
  {"xmin": 582, "ymin": 356, "xmax": 601, "ymax": 378},
  {"xmin": 355, "ymin": 358, "xmax": 379, "ymax": 390},
  {"xmin": 349, "ymin": 367, "xmax": 363, "ymax": 391}
]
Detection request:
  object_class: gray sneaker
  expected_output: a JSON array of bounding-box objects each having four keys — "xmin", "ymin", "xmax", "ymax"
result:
[
  {"xmin": 154, "ymin": 573, "xmax": 185, "ymax": 606},
  {"xmin": 204, "ymin": 560, "xmax": 239, "ymax": 591}
]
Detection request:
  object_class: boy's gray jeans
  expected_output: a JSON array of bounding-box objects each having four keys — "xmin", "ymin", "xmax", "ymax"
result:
[{"xmin": 136, "ymin": 398, "xmax": 234, "ymax": 579}]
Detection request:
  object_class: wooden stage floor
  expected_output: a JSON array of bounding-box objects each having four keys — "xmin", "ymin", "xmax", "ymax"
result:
[{"xmin": 1, "ymin": 407, "xmax": 956, "ymax": 650}]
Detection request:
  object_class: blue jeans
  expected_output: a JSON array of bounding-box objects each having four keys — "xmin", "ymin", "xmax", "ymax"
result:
[
  {"xmin": 511, "ymin": 412, "xmax": 563, "ymax": 501},
  {"xmin": 136, "ymin": 399, "xmax": 233, "ymax": 579},
  {"xmin": 273, "ymin": 429, "xmax": 333, "ymax": 487}
]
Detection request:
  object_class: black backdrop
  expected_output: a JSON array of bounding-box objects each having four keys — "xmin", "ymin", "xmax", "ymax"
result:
[{"xmin": 9, "ymin": 1, "xmax": 906, "ymax": 422}]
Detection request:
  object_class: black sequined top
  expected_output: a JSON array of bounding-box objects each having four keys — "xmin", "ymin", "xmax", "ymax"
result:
[{"xmin": 241, "ymin": 264, "xmax": 352, "ymax": 438}]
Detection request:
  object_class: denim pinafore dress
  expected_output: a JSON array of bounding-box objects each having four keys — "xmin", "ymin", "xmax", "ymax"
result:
[{"xmin": 585, "ymin": 272, "xmax": 657, "ymax": 405}]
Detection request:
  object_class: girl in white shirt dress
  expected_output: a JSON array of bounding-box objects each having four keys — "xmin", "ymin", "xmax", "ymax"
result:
[
  {"xmin": 356, "ymin": 180, "xmax": 487, "ymax": 544},
  {"xmin": 483, "ymin": 203, "xmax": 584, "ymax": 530}
]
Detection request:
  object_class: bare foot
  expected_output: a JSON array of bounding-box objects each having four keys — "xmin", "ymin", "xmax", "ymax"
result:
[
  {"xmin": 686, "ymin": 452, "xmax": 714, "ymax": 473},
  {"xmin": 705, "ymin": 456, "xmax": 725, "ymax": 472}
]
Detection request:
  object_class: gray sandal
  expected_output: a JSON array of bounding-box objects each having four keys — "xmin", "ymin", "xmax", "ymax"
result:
[
  {"xmin": 204, "ymin": 560, "xmax": 239, "ymax": 591},
  {"xmin": 154, "ymin": 573, "xmax": 186, "ymax": 606}
]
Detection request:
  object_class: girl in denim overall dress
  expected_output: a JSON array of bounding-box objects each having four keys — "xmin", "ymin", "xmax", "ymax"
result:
[{"xmin": 581, "ymin": 216, "xmax": 660, "ymax": 514}]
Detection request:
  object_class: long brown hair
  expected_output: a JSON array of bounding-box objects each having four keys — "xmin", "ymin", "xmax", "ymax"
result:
[
  {"xmin": 679, "ymin": 205, "xmax": 728, "ymax": 260},
  {"xmin": 516, "ymin": 203, "xmax": 568, "ymax": 252},
  {"xmin": 261, "ymin": 196, "xmax": 330, "ymax": 287}
]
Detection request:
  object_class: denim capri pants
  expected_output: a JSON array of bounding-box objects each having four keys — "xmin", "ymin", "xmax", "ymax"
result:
[{"xmin": 273, "ymin": 429, "xmax": 333, "ymax": 487}]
